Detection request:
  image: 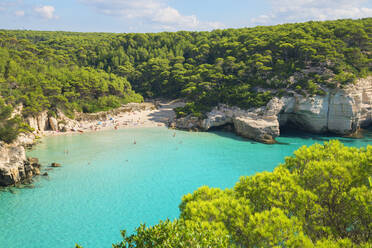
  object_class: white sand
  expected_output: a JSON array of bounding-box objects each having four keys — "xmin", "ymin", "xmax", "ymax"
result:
[{"xmin": 42, "ymin": 100, "xmax": 184, "ymax": 137}]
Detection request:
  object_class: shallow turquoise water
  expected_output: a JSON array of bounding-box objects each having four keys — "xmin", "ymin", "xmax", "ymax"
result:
[{"xmin": 0, "ymin": 127, "xmax": 371, "ymax": 248}]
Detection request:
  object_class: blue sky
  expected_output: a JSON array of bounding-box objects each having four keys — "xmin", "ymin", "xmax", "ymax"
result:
[{"xmin": 0, "ymin": 0, "xmax": 371, "ymax": 33}]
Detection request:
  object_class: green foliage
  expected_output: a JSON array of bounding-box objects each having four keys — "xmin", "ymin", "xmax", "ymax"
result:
[
  {"xmin": 0, "ymin": 98, "xmax": 31, "ymax": 143},
  {"xmin": 1, "ymin": 18, "xmax": 370, "ymax": 119},
  {"xmin": 0, "ymin": 43, "xmax": 143, "ymax": 117},
  {"xmin": 112, "ymin": 219, "xmax": 231, "ymax": 248},
  {"xmin": 105, "ymin": 141, "xmax": 371, "ymax": 248}
]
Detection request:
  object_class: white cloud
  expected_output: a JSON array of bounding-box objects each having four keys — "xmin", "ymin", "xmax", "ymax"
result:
[
  {"xmin": 0, "ymin": 0, "xmax": 15, "ymax": 12},
  {"xmin": 79, "ymin": 0, "xmax": 224, "ymax": 31},
  {"xmin": 251, "ymin": 0, "xmax": 372, "ymax": 25},
  {"xmin": 34, "ymin": 5, "xmax": 56, "ymax": 20},
  {"xmin": 14, "ymin": 10, "xmax": 24, "ymax": 17}
]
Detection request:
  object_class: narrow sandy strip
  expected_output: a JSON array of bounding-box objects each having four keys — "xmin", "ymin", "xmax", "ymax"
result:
[{"xmin": 42, "ymin": 100, "xmax": 185, "ymax": 137}]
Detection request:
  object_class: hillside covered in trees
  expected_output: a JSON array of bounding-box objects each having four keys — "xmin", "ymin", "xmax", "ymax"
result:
[
  {"xmin": 0, "ymin": 18, "xmax": 371, "ymax": 142},
  {"xmin": 74, "ymin": 141, "xmax": 371, "ymax": 248}
]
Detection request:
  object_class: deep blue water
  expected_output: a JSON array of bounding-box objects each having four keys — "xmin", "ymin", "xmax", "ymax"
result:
[{"xmin": 0, "ymin": 127, "xmax": 371, "ymax": 248}]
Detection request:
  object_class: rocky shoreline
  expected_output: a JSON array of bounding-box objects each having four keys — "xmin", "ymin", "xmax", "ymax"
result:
[
  {"xmin": 0, "ymin": 77, "xmax": 371, "ymax": 186},
  {"xmin": 171, "ymin": 77, "xmax": 372, "ymax": 143}
]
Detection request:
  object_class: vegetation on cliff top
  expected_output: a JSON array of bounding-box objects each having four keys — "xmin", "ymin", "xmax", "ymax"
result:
[
  {"xmin": 78, "ymin": 141, "xmax": 370, "ymax": 248},
  {"xmin": 0, "ymin": 18, "xmax": 371, "ymax": 142}
]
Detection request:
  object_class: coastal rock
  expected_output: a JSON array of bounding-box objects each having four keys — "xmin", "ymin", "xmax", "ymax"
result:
[
  {"xmin": 279, "ymin": 95, "xmax": 329, "ymax": 133},
  {"xmin": 173, "ymin": 77, "xmax": 372, "ymax": 143},
  {"xmin": 278, "ymin": 77, "xmax": 372, "ymax": 134},
  {"xmin": 14, "ymin": 133, "xmax": 36, "ymax": 147},
  {"xmin": 0, "ymin": 143, "xmax": 26, "ymax": 186},
  {"xmin": 201, "ymin": 109, "xmax": 233, "ymax": 130},
  {"xmin": 37, "ymin": 111, "xmax": 49, "ymax": 132},
  {"xmin": 25, "ymin": 109, "xmax": 80, "ymax": 133},
  {"xmin": 0, "ymin": 143, "xmax": 43, "ymax": 186},
  {"xmin": 32, "ymin": 167, "xmax": 41, "ymax": 175},
  {"xmin": 233, "ymin": 116, "xmax": 279, "ymax": 144},
  {"xmin": 26, "ymin": 116, "xmax": 39, "ymax": 132},
  {"xmin": 49, "ymin": 117, "xmax": 59, "ymax": 131},
  {"xmin": 51, "ymin": 162, "xmax": 61, "ymax": 167},
  {"xmin": 174, "ymin": 116, "xmax": 200, "ymax": 130},
  {"xmin": 56, "ymin": 110, "xmax": 80, "ymax": 132},
  {"xmin": 26, "ymin": 111, "xmax": 49, "ymax": 133},
  {"xmin": 328, "ymin": 77, "xmax": 372, "ymax": 133},
  {"xmin": 28, "ymin": 157, "xmax": 41, "ymax": 168}
]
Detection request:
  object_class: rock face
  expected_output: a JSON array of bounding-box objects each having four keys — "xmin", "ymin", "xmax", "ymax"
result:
[
  {"xmin": 0, "ymin": 143, "xmax": 41, "ymax": 186},
  {"xmin": 234, "ymin": 116, "xmax": 279, "ymax": 144},
  {"xmin": 26, "ymin": 109, "xmax": 80, "ymax": 133},
  {"xmin": 49, "ymin": 117, "xmax": 59, "ymax": 131},
  {"xmin": 173, "ymin": 77, "xmax": 372, "ymax": 143},
  {"xmin": 279, "ymin": 77, "xmax": 372, "ymax": 134},
  {"xmin": 50, "ymin": 162, "xmax": 61, "ymax": 168}
]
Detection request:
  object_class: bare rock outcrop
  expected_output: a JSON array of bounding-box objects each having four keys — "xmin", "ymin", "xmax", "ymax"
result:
[
  {"xmin": 278, "ymin": 95, "xmax": 330, "ymax": 133},
  {"xmin": 173, "ymin": 116, "xmax": 201, "ymax": 130},
  {"xmin": 279, "ymin": 77, "xmax": 372, "ymax": 134},
  {"xmin": 173, "ymin": 76, "xmax": 372, "ymax": 143},
  {"xmin": 234, "ymin": 116, "xmax": 279, "ymax": 144},
  {"xmin": 37, "ymin": 111, "xmax": 49, "ymax": 131},
  {"xmin": 49, "ymin": 117, "xmax": 59, "ymax": 131},
  {"xmin": 0, "ymin": 142, "xmax": 41, "ymax": 186},
  {"xmin": 26, "ymin": 109, "xmax": 80, "ymax": 133},
  {"xmin": 328, "ymin": 77, "xmax": 372, "ymax": 133},
  {"xmin": 173, "ymin": 104, "xmax": 280, "ymax": 143}
]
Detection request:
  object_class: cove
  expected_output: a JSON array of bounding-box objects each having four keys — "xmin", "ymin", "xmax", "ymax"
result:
[{"xmin": 0, "ymin": 127, "xmax": 371, "ymax": 248}]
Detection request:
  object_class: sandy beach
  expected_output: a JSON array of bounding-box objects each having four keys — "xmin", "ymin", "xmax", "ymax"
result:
[{"xmin": 42, "ymin": 100, "xmax": 185, "ymax": 137}]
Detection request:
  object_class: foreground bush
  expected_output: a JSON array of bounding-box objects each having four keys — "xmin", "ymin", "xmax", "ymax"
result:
[{"xmin": 91, "ymin": 141, "xmax": 371, "ymax": 248}]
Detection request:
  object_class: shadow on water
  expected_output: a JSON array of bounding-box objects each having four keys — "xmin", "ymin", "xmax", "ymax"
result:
[
  {"xmin": 207, "ymin": 124, "xmax": 260, "ymax": 144},
  {"xmin": 280, "ymin": 126, "xmax": 372, "ymax": 144},
  {"xmin": 209, "ymin": 130, "xmax": 259, "ymax": 144},
  {"xmin": 206, "ymin": 124, "xmax": 372, "ymax": 146}
]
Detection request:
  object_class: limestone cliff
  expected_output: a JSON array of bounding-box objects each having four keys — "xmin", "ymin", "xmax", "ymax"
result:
[
  {"xmin": 279, "ymin": 76, "xmax": 372, "ymax": 134},
  {"xmin": 173, "ymin": 77, "xmax": 372, "ymax": 143},
  {"xmin": 26, "ymin": 109, "xmax": 80, "ymax": 133},
  {"xmin": 0, "ymin": 142, "xmax": 40, "ymax": 186}
]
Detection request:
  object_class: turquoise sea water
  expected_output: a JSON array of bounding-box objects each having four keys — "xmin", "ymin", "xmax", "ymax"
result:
[{"xmin": 0, "ymin": 127, "xmax": 371, "ymax": 248}]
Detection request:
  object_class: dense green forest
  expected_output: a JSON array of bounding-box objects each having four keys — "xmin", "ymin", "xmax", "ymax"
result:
[
  {"xmin": 0, "ymin": 18, "xmax": 371, "ymax": 142},
  {"xmin": 76, "ymin": 141, "xmax": 370, "ymax": 248}
]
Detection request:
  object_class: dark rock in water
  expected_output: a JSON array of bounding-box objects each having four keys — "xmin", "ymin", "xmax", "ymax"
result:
[
  {"xmin": 50, "ymin": 162, "xmax": 61, "ymax": 167},
  {"xmin": 28, "ymin": 157, "xmax": 39, "ymax": 165},
  {"xmin": 32, "ymin": 167, "xmax": 41, "ymax": 175},
  {"xmin": 42, "ymin": 172, "xmax": 48, "ymax": 176},
  {"xmin": 28, "ymin": 157, "xmax": 41, "ymax": 169}
]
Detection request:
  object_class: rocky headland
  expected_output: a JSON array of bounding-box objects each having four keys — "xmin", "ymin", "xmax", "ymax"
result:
[{"xmin": 172, "ymin": 77, "xmax": 372, "ymax": 143}]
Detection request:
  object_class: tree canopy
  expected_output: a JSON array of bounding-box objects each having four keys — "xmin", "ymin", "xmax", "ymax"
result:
[
  {"xmin": 100, "ymin": 141, "xmax": 371, "ymax": 248},
  {"xmin": 0, "ymin": 18, "xmax": 371, "ymax": 142}
]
